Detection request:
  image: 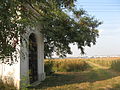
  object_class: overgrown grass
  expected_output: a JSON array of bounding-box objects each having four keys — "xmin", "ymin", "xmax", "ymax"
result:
[
  {"xmin": 87, "ymin": 57, "xmax": 120, "ymax": 72},
  {"xmin": 45, "ymin": 57, "xmax": 120, "ymax": 75},
  {"xmin": 0, "ymin": 80, "xmax": 16, "ymax": 90},
  {"xmin": 44, "ymin": 59, "xmax": 91, "ymax": 75},
  {"xmin": 110, "ymin": 60, "xmax": 120, "ymax": 72},
  {"xmin": 30, "ymin": 59, "xmax": 120, "ymax": 90},
  {"xmin": 2, "ymin": 57, "xmax": 120, "ymax": 90},
  {"xmin": 87, "ymin": 57, "xmax": 120, "ymax": 67}
]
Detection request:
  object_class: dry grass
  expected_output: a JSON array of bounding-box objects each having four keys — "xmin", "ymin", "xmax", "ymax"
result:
[
  {"xmin": 45, "ymin": 57, "xmax": 120, "ymax": 62},
  {"xmin": 0, "ymin": 81, "xmax": 16, "ymax": 90},
  {"xmin": 29, "ymin": 57, "xmax": 120, "ymax": 90},
  {"xmin": 87, "ymin": 57, "xmax": 120, "ymax": 72},
  {"xmin": 1, "ymin": 57, "xmax": 120, "ymax": 90},
  {"xmin": 44, "ymin": 59, "xmax": 91, "ymax": 75}
]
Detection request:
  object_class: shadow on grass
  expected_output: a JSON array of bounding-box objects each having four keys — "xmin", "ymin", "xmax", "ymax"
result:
[{"xmin": 28, "ymin": 68, "xmax": 120, "ymax": 90}]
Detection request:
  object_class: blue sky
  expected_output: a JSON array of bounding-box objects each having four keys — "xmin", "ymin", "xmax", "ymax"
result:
[{"xmin": 68, "ymin": 0, "xmax": 120, "ymax": 57}]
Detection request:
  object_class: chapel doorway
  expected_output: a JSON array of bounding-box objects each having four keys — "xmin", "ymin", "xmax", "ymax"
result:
[{"xmin": 29, "ymin": 33, "xmax": 38, "ymax": 84}]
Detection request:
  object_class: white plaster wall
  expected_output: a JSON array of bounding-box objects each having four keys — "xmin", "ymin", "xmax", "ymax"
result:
[
  {"xmin": 0, "ymin": 26, "xmax": 45, "ymax": 89},
  {"xmin": 0, "ymin": 41, "xmax": 21, "ymax": 88}
]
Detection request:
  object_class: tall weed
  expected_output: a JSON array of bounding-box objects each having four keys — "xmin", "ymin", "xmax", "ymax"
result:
[
  {"xmin": 87, "ymin": 57, "xmax": 120, "ymax": 72},
  {"xmin": 0, "ymin": 80, "xmax": 16, "ymax": 90},
  {"xmin": 111, "ymin": 60, "xmax": 120, "ymax": 72},
  {"xmin": 45, "ymin": 59, "xmax": 90, "ymax": 75}
]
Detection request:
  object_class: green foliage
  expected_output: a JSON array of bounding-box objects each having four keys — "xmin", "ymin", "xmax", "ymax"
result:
[
  {"xmin": 52, "ymin": 60, "xmax": 90, "ymax": 72},
  {"xmin": 45, "ymin": 60, "xmax": 90, "ymax": 74},
  {"xmin": 0, "ymin": 0, "xmax": 102, "ymax": 63},
  {"xmin": 44, "ymin": 60, "xmax": 54, "ymax": 75},
  {"xmin": 111, "ymin": 60, "xmax": 120, "ymax": 72}
]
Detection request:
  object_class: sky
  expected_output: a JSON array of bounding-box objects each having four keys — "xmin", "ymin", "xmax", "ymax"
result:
[{"xmin": 68, "ymin": 0, "xmax": 120, "ymax": 57}]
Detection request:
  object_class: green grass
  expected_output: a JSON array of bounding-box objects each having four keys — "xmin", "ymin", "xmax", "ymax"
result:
[
  {"xmin": 44, "ymin": 60, "xmax": 91, "ymax": 75},
  {"xmin": 29, "ymin": 60, "xmax": 120, "ymax": 90},
  {"xmin": 2, "ymin": 58, "xmax": 120, "ymax": 90}
]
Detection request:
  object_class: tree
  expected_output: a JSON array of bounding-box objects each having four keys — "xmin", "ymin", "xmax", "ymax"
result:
[{"xmin": 0, "ymin": 0, "xmax": 102, "ymax": 62}]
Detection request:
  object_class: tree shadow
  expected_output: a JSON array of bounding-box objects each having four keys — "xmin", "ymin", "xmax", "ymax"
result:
[{"xmin": 28, "ymin": 68, "xmax": 120, "ymax": 89}]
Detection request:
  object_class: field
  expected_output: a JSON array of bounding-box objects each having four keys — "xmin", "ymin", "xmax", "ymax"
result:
[
  {"xmin": 1, "ymin": 57, "xmax": 120, "ymax": 90},
  {"xmin": 34, "ymin": 57, "xmax": 120, "ymax": 90}
]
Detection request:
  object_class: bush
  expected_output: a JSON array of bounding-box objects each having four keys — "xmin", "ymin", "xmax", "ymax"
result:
[
  {"xmin": 111, "ymin": 60, "xmax": 120, "ymax": 72},
  {"xmin": 56, "ymin": 60, "xmax": 90, "ymax": 72},
  {"xmin": 44, "ymin": 60, "xmax": 54, "ymax": 75},
  {"xmin": 45, "ymin": 59, "xmax": 90, "ymax": 75}
]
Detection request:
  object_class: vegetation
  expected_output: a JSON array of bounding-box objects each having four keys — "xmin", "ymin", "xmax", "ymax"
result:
[
  {"xmin": 111, "ymin": 60, "xmax": 120, "ymax": 72},
  {"xmin": 29, "ymin": 57, "xmax": 120, "ymax": 90},
  {"xmin": 44, "ymin": 60, "xmax": 54, "ymax": 75},
  {"xmin": 87, "ymin": 57, "xmax": 120, "ymax": 66},
  {"xmin": 45, "ymin": 57, "xmax": 120, "ymax": 75},
  {"xmin": 1, "ymin": 57, "xmax": 120, "ymax": 90},
  {"xmin": 87, "ymin": 57, "xmax": 120, "ymax": 72},
  {"xmin": 0, "ymin": 80, "xmax": 16, "ymax": 90},
  {"xmin": 45, "ymin": 59, "xmax": 90, "ymax": 75},
  {"xmin": 0, "ymin": 0, "xmax": 101, "ymax": 64}
]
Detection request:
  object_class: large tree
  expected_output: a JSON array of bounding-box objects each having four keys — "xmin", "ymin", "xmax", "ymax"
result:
[{"xmin": 0, "ymin": 0, "xmax": 102, "ymax": 62}]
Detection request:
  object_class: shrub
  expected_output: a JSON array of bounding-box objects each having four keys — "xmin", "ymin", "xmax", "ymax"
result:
[
  {"xmin": 44, "ymin": 60, "xmax": 54, "ymax": 75},
  {"xmin": 45, "ymin": 59, "xmax": 90, "ymax": 75},
  {"xmin": 111, "ymin": 60, "xmax": 120, "ymax": 72},
  {"xmin": 61, "ymin": 61, "xmax": 90, "ymax": 72}
]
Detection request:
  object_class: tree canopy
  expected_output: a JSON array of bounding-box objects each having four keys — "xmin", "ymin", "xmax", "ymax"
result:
[{"xmin": 0, "ymin": 0, "xmax": 102, "ymax": 62}]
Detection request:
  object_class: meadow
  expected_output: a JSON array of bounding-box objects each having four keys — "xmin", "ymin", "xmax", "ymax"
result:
[
  {"xmin": 36, "ymin": 57, "xmax": 120, "ymax": 90},
  {"xmin": 1, "ymin": 57, "xmax": 120, "ymax": 90}
]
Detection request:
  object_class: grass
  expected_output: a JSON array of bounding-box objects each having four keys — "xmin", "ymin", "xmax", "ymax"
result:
[
  {"xmin": 87, "ymin": 57, "xmax": 120, "ymax": 72},
  {"xmin": 30, "ymin": 69, "xmax": 120, "ymax": 90},
  {"xmin": 29, "ymin": 57, "xmax": 120, "ymax": 90},
  {"xmin": 44, "ymin": 59, "xmax": 91, "ymax": 75},
  {"xmin": 1, "ymin": 57, "xmax": 120, "ymax": 90},
  {"xmin": 0, "ymin": 80, "xmax": 16, "ymax": 90},
  {"xmin": 87, "ymin": 57, "xmax": 120, "ymax": 67}
]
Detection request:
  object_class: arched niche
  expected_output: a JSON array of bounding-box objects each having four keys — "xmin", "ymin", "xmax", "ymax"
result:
[{"xmin": 29, "ymin": 33, "xmax": 38, "ymax": 84}]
